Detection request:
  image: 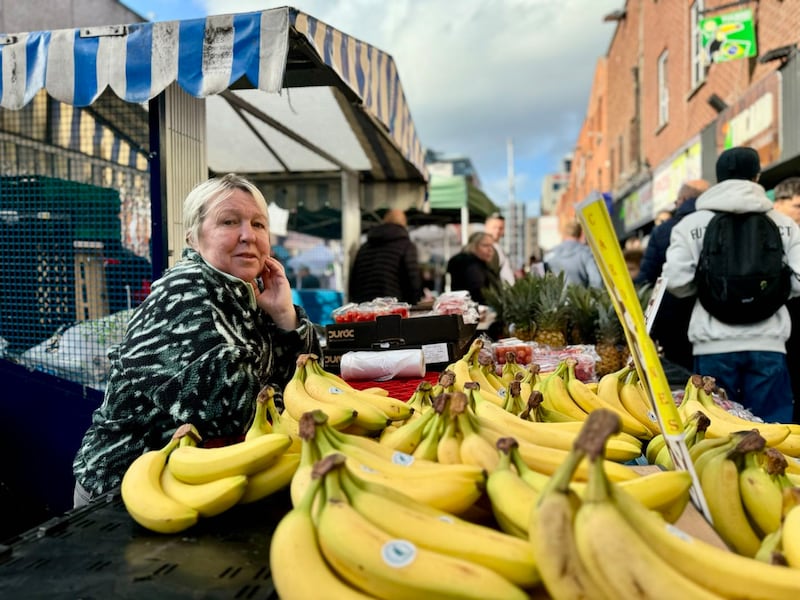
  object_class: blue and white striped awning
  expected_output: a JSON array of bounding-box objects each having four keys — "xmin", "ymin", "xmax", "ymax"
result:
[{"xmin": 0, "ymin": 6, "xmax": 425, "ymax": 180}]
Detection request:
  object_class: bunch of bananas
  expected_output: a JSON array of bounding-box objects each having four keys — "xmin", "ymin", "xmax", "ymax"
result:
[
  {"xmin": 378, "ymin": 376, "xmax": 643, "ymax": 484},
  {"xmin": 120, "ymin": 387, "xmax": 300, "ymax": 533},
  {"xmin": 532, "ymin": 409, "xmax": 800, "ymax": 600},
  {"xmin": 485, "ymin": 436, "xmax": 693, "ymax": 538},
  {"xmin": 271, "ymin": 453, "xmax": 536, "ymax": 600},
  {"xmin": 679, "ymin": 374, "xmax": 797, "ymax": 452},
  {"xmin": 290, "ymin": 410, "xmax": 487, "ymax": 515},
  {"xmin": 690, "ymin": 428, "xmax": 800, "ymax": 562},
  {"xmin": 645, "ymin": 409, "xmax": 711, "ymax": 469},
  {"xmin": 534, "ymin": 358, "xmax": 660, "ymax": 440},
  {"xmin": 282, "ymin": 353, "xmax": 412, "ymax": 433}
]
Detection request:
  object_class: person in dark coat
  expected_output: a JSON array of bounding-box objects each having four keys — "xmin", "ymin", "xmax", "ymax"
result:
[
  {"xmin": 446, "ymin": 231, "xmax": 501, "ymax": 305},
  {"xmin": 772, "ymin": 176, "xmax": 800, "ymax": 423},
  {"xmin": 348, "ymin": 209, "xmax": 422, "ymax": 304},
  {"xmin": 635, "ymin": 179, "xmax": 709, "ymax": 371}
]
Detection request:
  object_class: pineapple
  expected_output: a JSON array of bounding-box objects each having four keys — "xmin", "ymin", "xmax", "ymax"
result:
[
  {"xmin": 566, "ymin": 283, "xmax": 599, "ymax": 345},
  {"xmin": 484, "ymin": 276, "xmax": 541, "ymax": 340},
  {"xmin": 594, "ymin": 293, "xmax": 625, "ymax": 376},
  {"xmin": 532, "ymin": 272, "xmax": 569, "ymax": 348}
]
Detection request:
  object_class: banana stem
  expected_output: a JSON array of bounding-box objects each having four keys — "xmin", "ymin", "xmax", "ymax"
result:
[{"xmin": 582, "ymin": 452, "xmax": 611, "ymax": 504}]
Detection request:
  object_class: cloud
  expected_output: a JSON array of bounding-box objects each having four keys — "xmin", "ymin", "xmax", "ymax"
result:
[{"xmin": 199, "ymin": 0, "xmax": 621, "ymax": 205}]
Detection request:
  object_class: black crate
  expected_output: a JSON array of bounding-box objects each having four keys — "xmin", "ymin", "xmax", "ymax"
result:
[{"xmin": 325, "ymin": 313, "xmax": 476, "ymax": 351}]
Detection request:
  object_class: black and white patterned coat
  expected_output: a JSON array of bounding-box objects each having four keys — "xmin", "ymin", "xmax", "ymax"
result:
[{"xmin": 73, "ymin": 248, "xmax": 321, "ymax": 495}]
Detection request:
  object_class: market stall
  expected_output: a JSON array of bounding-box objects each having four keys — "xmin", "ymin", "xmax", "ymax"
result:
[{"xmin": 0, "ymin": 6, "xmax": 427, "ymax": 532}]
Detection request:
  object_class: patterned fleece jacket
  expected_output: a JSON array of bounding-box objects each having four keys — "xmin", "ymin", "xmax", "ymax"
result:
[{"xmin": 73, "ymin": 248, "xmax": 321, "ymax": 495}]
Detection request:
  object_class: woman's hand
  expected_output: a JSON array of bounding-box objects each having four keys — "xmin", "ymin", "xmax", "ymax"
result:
[{"xmin": 254, "ymin": 256, "xmax": 298, "ymax": 330}]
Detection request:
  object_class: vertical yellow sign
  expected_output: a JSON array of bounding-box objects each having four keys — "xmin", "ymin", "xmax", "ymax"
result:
[{"xmin": 576, "ymin": 193, "xmax": 711, "ymax": 520}]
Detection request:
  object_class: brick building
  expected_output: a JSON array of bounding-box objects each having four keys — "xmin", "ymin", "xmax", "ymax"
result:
[{"xmin": 560, "ymin": 0, "xmax": 800, "ymax": 242}]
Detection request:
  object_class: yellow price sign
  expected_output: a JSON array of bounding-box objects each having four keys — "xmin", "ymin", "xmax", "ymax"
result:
[{"xmin": 576, "ymin": 193, "xmax": 711, "ymax": 520}]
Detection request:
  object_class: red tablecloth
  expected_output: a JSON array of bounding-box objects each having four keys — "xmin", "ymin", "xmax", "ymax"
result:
[{"xmin": 348, "ymin": 371, "xmax": 440, "ymax": 400}]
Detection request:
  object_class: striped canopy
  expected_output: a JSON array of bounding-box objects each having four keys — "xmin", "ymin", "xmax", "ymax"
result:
[{"xmin": 0, "ymin": 6, "xmax": 426, "ymax": 182}]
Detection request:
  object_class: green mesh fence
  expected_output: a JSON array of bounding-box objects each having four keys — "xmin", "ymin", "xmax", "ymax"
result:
[{"xmin": 0, "ymin": 91, "xmax": 151, "ymax": 389}]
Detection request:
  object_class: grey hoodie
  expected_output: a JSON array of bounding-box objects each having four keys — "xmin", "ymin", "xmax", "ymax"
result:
[
  {"xmin": 544, "ymin": 240, "xmax": 603, "ymax": 287},
  {"xmin": 663, "ymin": 179, "xmax": 800, "ymax": 356}
]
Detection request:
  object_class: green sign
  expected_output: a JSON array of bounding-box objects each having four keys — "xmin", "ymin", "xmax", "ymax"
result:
[{"xmin": 700, "ymin": 8, "xmax": 757, "ymax": 64}]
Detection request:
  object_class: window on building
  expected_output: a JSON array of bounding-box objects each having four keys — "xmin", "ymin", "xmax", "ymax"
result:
[
  {"xmin": 658, "ymin": 50, "xmax": 669, "ymax": 128},
  {"xmin": 690, "ymin": 1, "xmax": 706, "ymax": 89},
  {"xmin": 609, "ymin": 148, "xmax": 615, "ymax": 187}
]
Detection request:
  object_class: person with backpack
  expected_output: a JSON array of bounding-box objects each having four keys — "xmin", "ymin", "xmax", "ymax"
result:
[{"xmin": 662, "ymin": 146, "xmax": 800, "ymax": 424}]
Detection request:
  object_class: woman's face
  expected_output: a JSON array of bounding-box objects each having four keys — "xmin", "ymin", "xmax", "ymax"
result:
[
  {"xmin": 196, "ymin": 188, "xmax": 271, "ymax": 282},
  {"xmin": 473, "ymin": 235, "xmax": 495, "ymax": 263}
]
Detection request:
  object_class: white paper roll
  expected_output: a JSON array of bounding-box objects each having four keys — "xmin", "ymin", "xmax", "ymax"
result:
[{"xmin": 339, "ymin": 349, "xmax": 426, "ymax": 381}]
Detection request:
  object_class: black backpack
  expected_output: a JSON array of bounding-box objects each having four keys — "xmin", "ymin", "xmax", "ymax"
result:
[{"xmin": 695, "ymin": 211, "xmax": 792, "ymax": 324}]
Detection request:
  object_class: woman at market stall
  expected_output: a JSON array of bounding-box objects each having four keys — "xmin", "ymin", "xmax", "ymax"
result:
[
  {"xmin": 72, "ymin": 174, "xmax": 321, "ymax": 506},
  {"xmin": 447, "ymin": 231, "xmax": 502, "ymax": 306}
]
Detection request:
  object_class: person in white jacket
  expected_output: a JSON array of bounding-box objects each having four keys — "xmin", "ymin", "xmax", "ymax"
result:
[{"xmin": 663, "ymin": 146, "xmax": 800, "ymax": 423}]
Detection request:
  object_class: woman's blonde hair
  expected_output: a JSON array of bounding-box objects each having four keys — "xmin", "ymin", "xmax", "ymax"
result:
[
  {"xmin": 183, "ymin": 173, "xmax": 268, "ymax": 248},
  {"xmin": 465, "ymin": 231, "xmax": 493, "ymax": 254}
]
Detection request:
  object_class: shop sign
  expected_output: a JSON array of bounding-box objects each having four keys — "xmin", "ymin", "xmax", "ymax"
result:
[
  {"xmin": 651, "ymin": 138, "xmax": 702, "ymax": 214},
  {"xmin": 700, "ymin": 8, "xmax": 757, "ymax": 64},
  {"xmin": 622, "ymin": 180, "xmax": 654, "ymax": 232},
  {"xmin": 716, "ymin": 72, "xmax": 781, "ymax": 168}
]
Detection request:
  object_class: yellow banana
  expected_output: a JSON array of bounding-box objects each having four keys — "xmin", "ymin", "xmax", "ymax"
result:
[
  {"xmin": 540, "ymin": 363, "xmax": 589, "ymax": 421},
  {"xmin": 773, "ymin": 432, "xmax": 800, "ymax": 458},
  {"xmin": 479, "ymin": 361, "xmax": 505, "ymax": 393},
  {"xmin": 167, "ymin": 432, "xmax": 291, "ymax": 485},
  {"xmin": 411, "ymin": 415, "xmax": 443, "ymax": 461},
  {"xmin": 646, "ymin": 433, "xmax": 667, "ymax": 464},
  {"xmin": 739, "ymin": 450, "xmax": 783, "ymax": 536},
  {"xmin": 436, "ymin": 417, "xmax": 462, "ymax": 464},
  {"xmin": 303, "ymin": 362, "xmax": 392, "ymax": 431},
  {"xmin": 316, "ymin": 464, "xmax": 528, "ymax": 600},
  {"xmin": 244, "ymin": 385, "xmax": 274, "ymax": 441},
  {"xmin": 289, "ymin": 419, "xmax": 323, "ymax": 507},
  {"xmin": 269, "ymin": 472, "xmax": 373, "ymax": 600},
  {"xmin": 379, "ymin": 407, "xmax": 437, "ymax": 454},
  {"xmin": 565, "ymin": 358, "xmax": 651, "ymax": 439},
  {"xmin": 783, "ymin": 502, "xmax": 800, "ymax": 569},
  {"xmin": 618, "ymin": 373, "xmax": 661, "ymax": 436},
  {"xmin": 160, "ymin": 468, "xmax": 247, "ymax": 518},
  {"xmin": 267, "ymin": 401, "xmax": 301, "ymax": 454},
  {"xmin": 343, "ymin": 456, "xmax": 485, "ymax": 515},
  {"xmin": 239, "ymin": 451, "xmax": 300, "ymax": 504},
  {"xmin": 445, "ymin": 358, "xmax": 474, "ymax": 396},
  {"xmin": 319, "ymin": 419, "xmax": 472, "ymax": 475},
  {"xmin": 282, "ymin": 358, "xmax": 358, "ymax": 428},
  {"xmin": 339, "ymin": 466, "xmax": 540, "ymax": 589},
  {"xmin": 405, "ymin": 381, "xmax": 435, "ymax": 415},
  {"xmin": 574, "ymin": 451, "xmax": 723, "ymax": 600},
  {"xmin": 306, "ymin": 357, "xmax": 412, "ymax": 422},
  {"xmin": 467, "ymin": 366, "xmax": 506, "ymax": 405},
  {"xmin": 701, "ymin": 446, "xmax": 763, "ymax": 557},
  {"xmin": 528, "ymin": 436, "xmax": 602, "ymax": 600},
  {"xmin": 485, "ymin": 438, "xmax": 539, "ymax": 538},
  {"xmin": 474, "ymin": 398, "xmax": 642, "ymax": 463},
  {"xmin": 120, "ymin": 426, "xmax": 199, "ymax": 534},
  {"xmin": 457, "ymin": 411, "xmax": 500, "ymax": 472},
  {"xmin": 480, "ymin": 425, "xmax": 639, "ymax": 482},
  {"xmin": 690, "ymin": 377, "xmax": 791, "ymax": 446},
  {"xmin": 613, "ymin": 477, "xmax": 800, "ymax": 599}
]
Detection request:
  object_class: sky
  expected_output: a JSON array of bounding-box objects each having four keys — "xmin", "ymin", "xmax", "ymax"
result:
[{"xmin": 121, "ymin": 0, "xmax": 623, "ymax": 216}]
